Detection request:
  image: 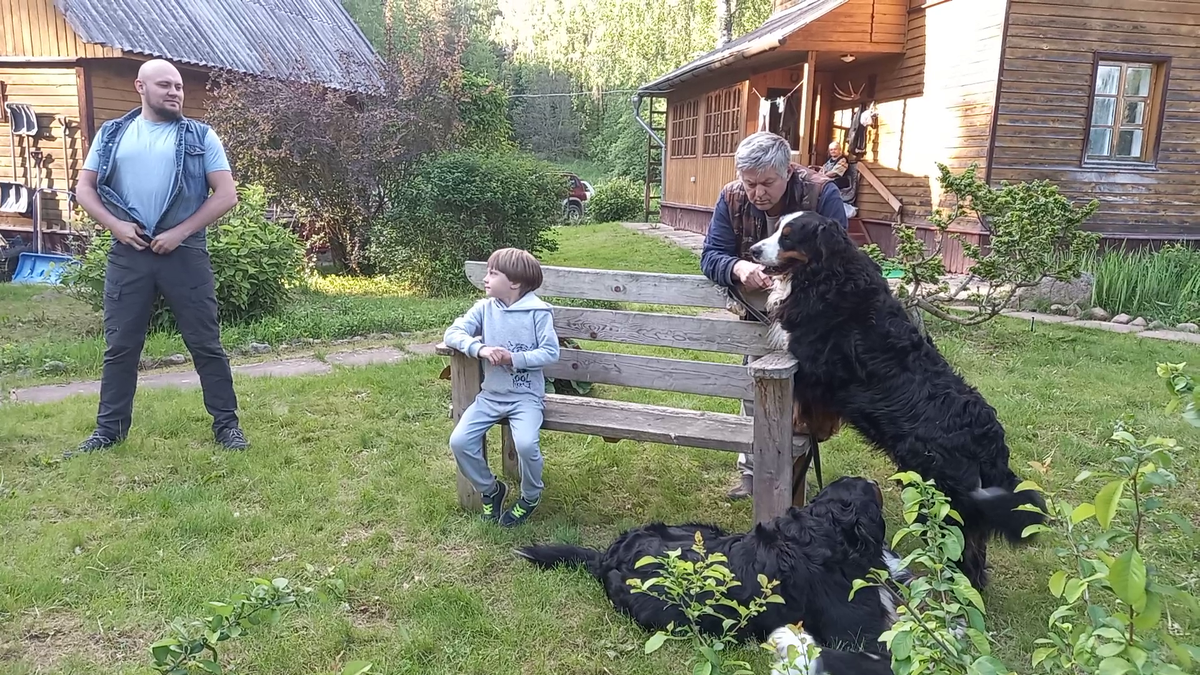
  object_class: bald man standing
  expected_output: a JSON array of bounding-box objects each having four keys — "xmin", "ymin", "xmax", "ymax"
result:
[{"xmin": 70, "ymin": 59, "xmax": 247, "ymax": 456}]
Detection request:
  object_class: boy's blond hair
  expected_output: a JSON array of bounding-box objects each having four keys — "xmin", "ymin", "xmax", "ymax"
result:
[{"xmin": 487, "ymin": 248, "xmax": 543, "ymax": 294}]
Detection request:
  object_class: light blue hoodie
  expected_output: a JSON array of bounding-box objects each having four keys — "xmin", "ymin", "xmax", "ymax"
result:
[{"xmin": 443, "ymin": 293, "xmax": 560, "ymax": 402}]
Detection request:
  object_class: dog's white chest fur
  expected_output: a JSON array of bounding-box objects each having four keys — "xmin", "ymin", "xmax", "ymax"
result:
[{"xmin": 766, "ymin": 276, "xmax": 792, "ymax": 351}]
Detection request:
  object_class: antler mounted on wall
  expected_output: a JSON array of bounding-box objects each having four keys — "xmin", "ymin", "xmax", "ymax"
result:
[{"xmin": 833, "ymin": 80, "xmax": 867, "ymax": 102}]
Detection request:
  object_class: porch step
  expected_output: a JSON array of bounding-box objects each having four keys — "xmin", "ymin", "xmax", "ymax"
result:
[{"xmin": 848, "ymin": 218, "xmax": 871, "ymax": 247}]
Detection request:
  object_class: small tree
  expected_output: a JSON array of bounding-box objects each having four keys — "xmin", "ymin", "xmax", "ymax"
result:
[
  {"xmin": 864, "ymin": 163, "xmax": 1101, "ymax": 331},
  {"xmin": 204, "ymin": 0, "xmax": 465, "ymax": 271}
]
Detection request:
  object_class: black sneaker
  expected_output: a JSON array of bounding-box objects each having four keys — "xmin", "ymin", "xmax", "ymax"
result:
[
  {"xmin": 500, "ymin": 496, "xmax": 539, "ymax": 527},
  {"xmin": 481, "ymin": 481, "xmax": 508, "ymax": 523},
  {"xmin": 215, "ymin": 426, "xmax": 249, "ymax": 451},
  {"xmin": 65, "ymin": 432, "xmax": 121, "ymax": 458}
]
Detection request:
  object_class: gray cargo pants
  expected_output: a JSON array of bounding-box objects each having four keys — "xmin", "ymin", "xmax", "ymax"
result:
[{"xmin": 95, "ymin": 242, "xmax": 239, "ymax": 438}]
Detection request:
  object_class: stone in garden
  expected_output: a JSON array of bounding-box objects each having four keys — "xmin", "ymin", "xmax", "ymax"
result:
[
  {"xmin": 1130, "ymin": 317, "xmax": 1147, "ymax": 327},
  {"xmin": 1149, "ymin": 320, "xmax": 1166, "ymax": 330},
  {"xmin": 41, "ymin": 360, "xmax": 66, "ymax": 374},
  {"xmin": 249, "ymin": 342, "xmax": 272, "ymax": 354},
  {"xmin": 1176, "ymin": 323, "xmax": 1199, "ymax": 334},
  {"xmin": 1049, "ymin": 304, "xmax": 1066, "ymax": 315},
  {"xmin": 1111, "ymin": 314, "xmax": 1132, "ymax": 325},
  {"xmin": 1066, "ymin": 303, "xmax": 1082, "ymax": 318},
  {"xmin": 1082, "ymin": 307, "xmax": 1111, "ymax": 321},
  {"xmin": 1014, "ymin": 272, "xmax": 1094, "ymax": 310},
  {"xmin": 165, "ymin": 353, "xmax": 188, "ymax": 365}
]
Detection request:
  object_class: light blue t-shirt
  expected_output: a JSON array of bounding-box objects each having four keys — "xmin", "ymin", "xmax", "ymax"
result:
[{"xmin": 83, "ymin": 116, "xmax": 230, "ymax": 233}]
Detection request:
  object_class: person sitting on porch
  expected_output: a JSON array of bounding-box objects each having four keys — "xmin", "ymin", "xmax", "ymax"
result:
[
  {"xmin": 820, "ymin": 141, "xmax": 852, "ymax": 190},
  {"xmin": 698, "ymin": 131, "xmax": 847, "ymax": 501}
]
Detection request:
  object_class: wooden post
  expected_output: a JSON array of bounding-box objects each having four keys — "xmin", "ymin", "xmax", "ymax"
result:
[
  {"xmin": 797, "ymin": 51, "xmax": 818, "ymax": 166},
  {"xmin": 752, "ymin": 376, "xmax": 794, "ymax": 525},
  {"xmin": 501, "ymin": 425, "xmax": 521, "ymax": 481},
  {"xmin": 449, "ymin": 351, "xmax": 485, "ymax": 510}
]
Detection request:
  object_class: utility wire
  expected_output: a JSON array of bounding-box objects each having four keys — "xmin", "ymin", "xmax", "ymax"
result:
[{"xmin": 506, "ymin": 88, "xmax": 642, "ymax": 98}]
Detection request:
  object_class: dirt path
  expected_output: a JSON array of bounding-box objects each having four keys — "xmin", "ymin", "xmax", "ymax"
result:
[{"xmin": 8, "ymin": 343, "xmax": 439, "ymax": 405}]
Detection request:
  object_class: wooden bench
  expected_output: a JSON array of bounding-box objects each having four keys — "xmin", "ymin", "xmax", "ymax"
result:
[{"xmin": 436, "ymin": 261, "xmax": 812, "ymax": 525}]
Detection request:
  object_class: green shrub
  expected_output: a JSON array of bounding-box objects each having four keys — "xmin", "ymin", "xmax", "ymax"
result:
[
  {"xmin": 63, "ymin": 184, "xmax": 305, "ymax": 330},
  {"xmin": 458, "ymin": 71, "xmax": 516, "ymax": 153},
  {"xmin": 1088, "ymin": 243, "xmax": 1200, "ymax": 325},
  {"xmin": 368, "ymin": 151, "xmax": 561, "ymax": 295},
  {"xmin": 586, "ymin": 176, "xmax": 643, "ymax": 223}
]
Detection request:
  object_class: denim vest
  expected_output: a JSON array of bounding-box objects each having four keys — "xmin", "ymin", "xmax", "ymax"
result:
[{"xmin": 94, "ymin": 107, "xmax": 215, "ymax": 249}]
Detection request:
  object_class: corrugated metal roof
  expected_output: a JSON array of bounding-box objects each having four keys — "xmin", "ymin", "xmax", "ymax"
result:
[
  {"xmin": 55, "ymin": 0, "xmax": 384, "ymax": 91},
  {"xmin": 637, "ymin": 0, "xmax": 848, "ymax": 94}
]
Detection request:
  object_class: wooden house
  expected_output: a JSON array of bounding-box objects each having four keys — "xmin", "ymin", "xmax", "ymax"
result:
[
  {"xmin": 637, "ymin": 0, "xmax": 1200, "ymax": 272},
  {"xmin": 1, "ymin": 0, "xmax": 381, "ymax": 243}
]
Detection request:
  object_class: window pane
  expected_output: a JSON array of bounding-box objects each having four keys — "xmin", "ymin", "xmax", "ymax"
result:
[
  {"xmin": 1088, "ymin": 127, "xmax": 1112, "ymax": 156},
  {"xmin": 1125, "ymin": 66, "xmax": 1153, "ymax": 97},
  {"xmin": 1117, "ymin": 129, "xmax": 1144, "ymax": 158},
  {"xmin": 1123, "ymin": 100, "xmax": 1145, "ymax": 125},
  {"xmin": 1093, "ymin": 96, "xmax": 1116, "ymax": 125},
  {"xmin": 1095, "ymin": 65, "xmax": 1121, "ymax": 95}
]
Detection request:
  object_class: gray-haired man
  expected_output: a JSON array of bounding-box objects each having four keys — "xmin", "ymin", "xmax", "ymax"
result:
[{"xmin": 699, "ymin": 131, "xmax": 848, "ymax": 499}]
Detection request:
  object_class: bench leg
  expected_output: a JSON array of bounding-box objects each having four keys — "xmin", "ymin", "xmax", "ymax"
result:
[
  {"xmin": 501, "ymin": 425, "xmax": 521, "ymax": 482},
  {"xmin": 450, "ymin": 353, "xmax": 485, "ymax": 511},
  {"xmin": 752, "ymin": 377, "xmax": 794, "ymax": 525}
]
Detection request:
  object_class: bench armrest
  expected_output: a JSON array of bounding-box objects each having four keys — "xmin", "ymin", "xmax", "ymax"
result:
[
  {"xmin": 435, "ymin": 342, "xmax": 459, "ymax": 357},
  {"xmin": 747, "ymin": 350, "xmax": 798, "ymax": 379}
]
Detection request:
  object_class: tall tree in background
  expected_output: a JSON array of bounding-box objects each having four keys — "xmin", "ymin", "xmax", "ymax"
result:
[
  {"xmin": 488, "ymin": 0, "xmax": 771, "ymax": 173},
  {"xmin": 716, "ymin": 0, "xmax": 732, "ymax": 46}
]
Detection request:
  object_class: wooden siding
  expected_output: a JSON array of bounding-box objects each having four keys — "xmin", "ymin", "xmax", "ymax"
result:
[
  {"xmin": 87, "ymin": 59, "xmax": 209, "ymax": 130},
  {"xmin": 664, "ymin": 82, "xmax": 747, "ymax": 210},
  {"xmin": 0, "ymin": 65, "xmax": 80, "ymax": 233},
  {"xmin": 855, "ymin": 0, "xmax": 1007, "ymax": 226},
  {"xmin": 782, "ymin": 0, "xmax": 908, "ymax": 53},
  {"xmin": 990, "ymin": 0, "xmax": 1200, "ymax": 239},
  {"xmin": 0, "ymin": 0, "xmax": 119, "ymax": 59}
]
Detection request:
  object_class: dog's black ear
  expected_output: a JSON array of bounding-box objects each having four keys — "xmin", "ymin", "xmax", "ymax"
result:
[
  {"xmin": 811, "ymin": 495, "xmax": 884, "ymax": 559},
  {"xmin": 814, "ymin": 217, "xmax": 852, "ymax": 261}
]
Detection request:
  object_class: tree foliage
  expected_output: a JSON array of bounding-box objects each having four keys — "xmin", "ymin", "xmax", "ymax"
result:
[
  {"xmin": 368, "ymin": 150, "xmax": 562, "ymax": 295},
  {"xmin": 204, "ymin": 0, "xmax": 466, "ymax": 271}
]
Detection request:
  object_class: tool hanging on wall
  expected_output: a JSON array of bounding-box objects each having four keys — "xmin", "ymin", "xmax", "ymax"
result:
[{"xmin": 1, "ymin": 102, "xmax": 38, "ymax": 215}]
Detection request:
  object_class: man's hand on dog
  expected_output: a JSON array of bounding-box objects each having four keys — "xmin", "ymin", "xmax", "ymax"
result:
[
  {"xmin": 734, "ymin": 260, "xmax": 774, "ymax": 290},
  {"xmin": 478, "ymin": 346, "xmax": 514, "ymax": 366}
]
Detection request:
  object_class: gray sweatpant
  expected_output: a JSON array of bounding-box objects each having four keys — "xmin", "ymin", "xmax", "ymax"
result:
[{"xmin": 450, "ymin": 394, "xmax": 545, "ymax": 501}]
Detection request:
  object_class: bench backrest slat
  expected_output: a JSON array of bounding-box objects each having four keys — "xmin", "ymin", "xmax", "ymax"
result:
[
  {"xmin": 545, "ymin": 348, "xmax": 755, "ymax": 400},
  {"xmin": 466, "ymin": 260, "xmax": 730, "ymax": 308},
  {"xmin": 553, "ymin": 307, "xmax": 773, "ymax": 356}
]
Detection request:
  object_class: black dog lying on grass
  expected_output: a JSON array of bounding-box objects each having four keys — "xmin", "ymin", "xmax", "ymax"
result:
[{"xmin": 517, "ymin": 477, "xmax": 898, "ymax": 674}]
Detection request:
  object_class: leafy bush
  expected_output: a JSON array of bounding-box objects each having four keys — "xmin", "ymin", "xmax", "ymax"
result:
[
  {"xmin": 368, "ymin": 151, "xmax": 561, "ymax": 295},
  {"xmin": 1088, "ymin": 244, "xmax": 1200, "ymax": 325},
  {"xmin": 632, "ymin": 530, "xmax": 782, "ymax": 675},
  {"xmin": 64, "ymin": 184, "xmax": 305, "ymax": 330},
  {"xmin": 867, "ymin": 163, "xmax": 1100, "ymax": 330},
  {"xmin": 587, "ymin": 176, "xmax": 643, "ymax": 223}
]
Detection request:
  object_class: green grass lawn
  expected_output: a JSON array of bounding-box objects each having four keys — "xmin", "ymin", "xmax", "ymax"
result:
[
  {"xmin": 2, "ymin": 223, "xmax": 1199, "ymax": 674},
  {"xmin": 0, "ymin": 223, "xmax": 677, "ymax": 391}
]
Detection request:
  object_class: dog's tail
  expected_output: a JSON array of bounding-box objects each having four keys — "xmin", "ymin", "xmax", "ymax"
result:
[
  {"xmin": 967, "ymin": 482, "xmax": 1048, "ymax": 545},
  {"xmin": 515, "ymin": 544, "xmax": 602, "ymax": 578}
]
